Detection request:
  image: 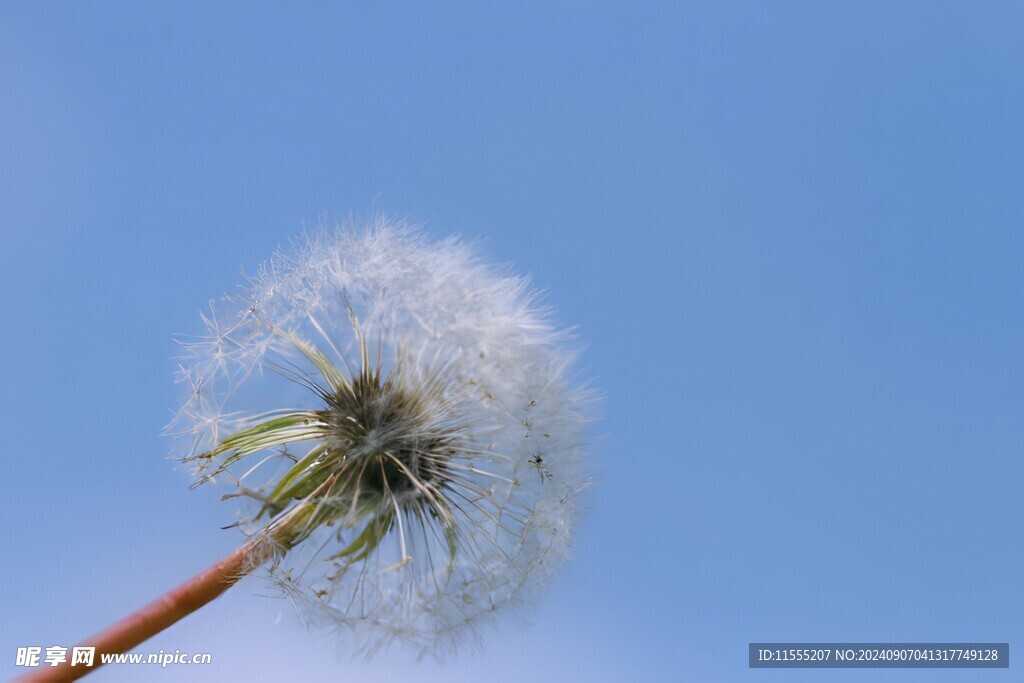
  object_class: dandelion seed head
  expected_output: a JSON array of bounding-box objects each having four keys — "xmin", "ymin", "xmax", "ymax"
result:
[{"xmin": 171, "ymin": 216, "xmax": 593, "ymax": 656}]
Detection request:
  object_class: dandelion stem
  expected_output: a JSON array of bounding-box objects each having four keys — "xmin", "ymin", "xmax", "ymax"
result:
[
  {"xmin": 16, "ymin": 482, "xmax": 333, "ymax": 683},
  {"xmin": 15, "ymin": 537, "xmax": 270, "ymax": 682}
]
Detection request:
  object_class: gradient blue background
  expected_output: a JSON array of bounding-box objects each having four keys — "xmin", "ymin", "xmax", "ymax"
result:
[{"xmin": 2, "ymin": 3, "xmax": 1022, "ymax": 681}]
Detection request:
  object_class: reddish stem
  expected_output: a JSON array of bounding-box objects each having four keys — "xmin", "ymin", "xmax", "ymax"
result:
[
  {"xmin": 17, "ymin": 479, "xmax": 329, "ymax": 682},
  {"xmin": 16, "ymin": 536, "xmax": 275, "ymax": 683}
]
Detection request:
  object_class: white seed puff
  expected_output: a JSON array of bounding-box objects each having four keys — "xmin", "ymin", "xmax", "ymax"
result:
[{"xmin": 172, "ymin": 216, "xmax": 593, "ymax": 655}]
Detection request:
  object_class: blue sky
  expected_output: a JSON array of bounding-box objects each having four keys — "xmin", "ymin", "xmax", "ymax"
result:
[{"xmin": 2, "ymin": 2, "xmax": 1022, "ymax": 681}]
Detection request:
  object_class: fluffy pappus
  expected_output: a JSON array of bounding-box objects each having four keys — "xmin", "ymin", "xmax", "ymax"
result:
[{"xmin": 170, "ymin": 216, "xmax": 594, "ymax": 656}]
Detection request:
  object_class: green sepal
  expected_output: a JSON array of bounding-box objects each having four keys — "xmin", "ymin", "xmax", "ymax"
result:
[{"xmin": 331, "ymin": 509, "xmax": 395, "ymax": 564}]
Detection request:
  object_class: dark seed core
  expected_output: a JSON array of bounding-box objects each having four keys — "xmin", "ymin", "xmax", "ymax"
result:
[{"xmin": 317, "ymin": 368, "xmax": 456, "ymax": 497}]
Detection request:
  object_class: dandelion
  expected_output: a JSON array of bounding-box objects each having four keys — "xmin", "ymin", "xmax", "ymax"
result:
[{"xmin": 25, "ymin": 216, "xmax": 592, "ymax": 681}]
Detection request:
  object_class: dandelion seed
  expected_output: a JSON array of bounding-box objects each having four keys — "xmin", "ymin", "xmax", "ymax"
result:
[{"xmin": 25, "ymin": 216, "xmax": 594, "ymax": 681}]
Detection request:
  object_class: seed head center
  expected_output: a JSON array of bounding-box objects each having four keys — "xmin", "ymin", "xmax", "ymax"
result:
[{"xmin": 319, "ymin": 368, "xmax": 451, "ymax": 499}]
